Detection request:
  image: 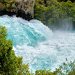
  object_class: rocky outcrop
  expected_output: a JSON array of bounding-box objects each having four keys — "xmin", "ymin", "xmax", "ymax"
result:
[
  {"xmin": 16, "ymin": 0, "xmax": 35, "ymax": 15},
  {"xmin": 0, "ymin": 0, "xmax": 35, "ymax": 20},
  {"xmin": 15, "ymin": 0, "xmax": 35, "ymax": 20}
]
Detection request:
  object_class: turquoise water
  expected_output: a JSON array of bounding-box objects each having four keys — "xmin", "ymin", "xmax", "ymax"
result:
[
  {"xmin": 0, "ymin": 15, "xmax": 75, "ymax": 72},
  {"xmin": 0, "ymin": 15, "xmax": 52, "ymax": 46}
]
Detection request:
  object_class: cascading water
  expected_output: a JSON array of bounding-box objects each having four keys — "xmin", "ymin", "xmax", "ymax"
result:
[{"xmin": 0, "ymin": 15, "xmax": 75, "ymax": 72}]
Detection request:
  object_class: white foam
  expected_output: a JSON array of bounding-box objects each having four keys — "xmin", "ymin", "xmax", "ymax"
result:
[{"xmin": 0, "ymin": 15, "xmax": 75, "ymax": 72}]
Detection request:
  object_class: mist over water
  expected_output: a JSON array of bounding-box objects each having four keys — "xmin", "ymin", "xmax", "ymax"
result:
[
  {"xmin": 50, "ymin": 18, "xmax": 73, "ymax": 31},
  {"xmin": 0, "ymin": 15, "xmax": 75, "ymax": 72}
]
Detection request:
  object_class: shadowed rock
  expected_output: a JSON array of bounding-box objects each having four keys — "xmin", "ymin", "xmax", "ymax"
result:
[{"xmin": 0, "ymin": 0, "xmax": 35, "ymax": 20}]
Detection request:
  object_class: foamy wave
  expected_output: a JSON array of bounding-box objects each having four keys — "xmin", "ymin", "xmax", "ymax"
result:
[{"xmin": 0, "ymin": 15, "xmax": 75, "ymax": 72}]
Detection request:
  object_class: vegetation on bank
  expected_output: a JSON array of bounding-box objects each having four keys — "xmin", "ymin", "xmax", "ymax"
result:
[
  {"xmin": 34, "ymin": 0, "xmax": 75, "ymax": 26},
  {"xmin": 0, "ymin": 26, "xmax": 75, "ymax": 75},
  {"xmin": 0, "ymin": 26, "xmax": 31, "ymax": 75}
]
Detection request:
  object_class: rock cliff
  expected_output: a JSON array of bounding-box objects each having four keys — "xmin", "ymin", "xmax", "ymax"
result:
[{"xmin": 0, "ymin": 0, "xmax": 35, "ymax": 20}]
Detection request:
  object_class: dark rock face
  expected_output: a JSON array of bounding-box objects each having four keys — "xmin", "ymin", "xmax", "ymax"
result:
[
  {"xmin": 16, "ymin": 9, "xmax": 33, "ymax": 20},
  {"xmin": 0, "ymin": 10, "xmax": 16, "ymax": 16},
  {"xmin": 0, "ymin": 0, "xmax": 35, "ymax": 20},
  {"xmin": 0, "ymin": 10, "xmax": 33, "ymax": 20},
  {"xmin": 15, "ymin": 0, "xmax": 35, "ymax": 20}
]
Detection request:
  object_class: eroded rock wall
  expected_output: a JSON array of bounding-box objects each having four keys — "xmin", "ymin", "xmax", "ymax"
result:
[
  {"xmin": 0, "ymin": 0, "xmax": 35, "ymax": 20},
  {"xmin": 16, "ymin": 0, "xmax": 35, "ymax": 15}
]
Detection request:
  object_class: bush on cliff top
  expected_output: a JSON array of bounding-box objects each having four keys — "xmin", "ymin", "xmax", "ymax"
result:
[{"xmin": 34, "ymin": 0, "xmax": 75, "ymax": 26}]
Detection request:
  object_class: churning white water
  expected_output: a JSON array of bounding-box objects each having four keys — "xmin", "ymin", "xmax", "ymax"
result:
[{"xmin": 0, "ymin": 15, "xmax": 75, "ymax": 72}]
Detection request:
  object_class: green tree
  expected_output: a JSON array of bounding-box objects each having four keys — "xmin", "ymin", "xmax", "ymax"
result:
[
  {"xmin": 35, "ymin": 0, "xmax": 75, "ymax": 26},
  {"xmin": 34, "ymin": 0, "xmax": 62, "ymax": 25},
  {"xmin": 0, "ymin": 26, "xmax": 31, "ymax": 75},
  {"xmin": 0, "ymin": 26, "xmax": 20, "ymax": 75},
  {"xmin": 0, "ymin": 26, "xmax": 17, "ymax": 75},
  {"xmin": 35, "ymin": 70, "xmax": 55, "ymax": 75}
]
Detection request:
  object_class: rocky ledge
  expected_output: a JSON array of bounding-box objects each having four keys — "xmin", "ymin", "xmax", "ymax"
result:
[{"xmin": 0, "ymin": 0, "xmax": 35, "ymax": 20}]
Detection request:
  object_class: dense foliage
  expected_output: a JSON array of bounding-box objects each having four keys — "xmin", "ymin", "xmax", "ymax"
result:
[
  {"xmin": 0, "ymin": 26, "xmax": 31, "ymax": 75},
  {"xmin": 34, "ymin": 0, "xmax": 75, "ymax": 27}
]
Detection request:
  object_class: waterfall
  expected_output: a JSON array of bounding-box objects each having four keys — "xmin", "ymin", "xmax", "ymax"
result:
[{"xmin": 0, "ymin": 15, "xmax": 75, "ymax": 72}]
